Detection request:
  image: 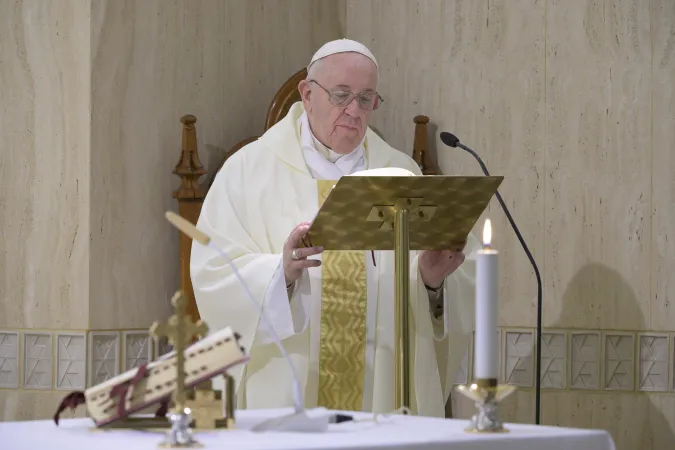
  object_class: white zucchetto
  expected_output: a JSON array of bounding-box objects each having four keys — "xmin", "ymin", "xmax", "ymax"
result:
[{"xmin": 307, "ymin": 39, "xmax": 379, "ymax": 71}]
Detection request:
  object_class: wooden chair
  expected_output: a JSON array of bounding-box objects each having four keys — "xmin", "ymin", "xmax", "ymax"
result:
[{"xmin": 172, "ymin": 68, "xmax": 437, "ymax": 321}]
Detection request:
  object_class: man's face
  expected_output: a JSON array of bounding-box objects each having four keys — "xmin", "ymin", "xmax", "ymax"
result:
[{"xmin": 299, "ymin": 53, "xmax": 379, "ymax": 154}]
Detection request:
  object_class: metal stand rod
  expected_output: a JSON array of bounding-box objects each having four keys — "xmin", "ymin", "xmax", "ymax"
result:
[{"xmin": 394, "ymin": 208, "xmax": 411, "ymax": 411}]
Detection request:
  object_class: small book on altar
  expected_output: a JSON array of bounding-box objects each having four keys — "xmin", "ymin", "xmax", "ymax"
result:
[{"xmin": 53, "ymin": 326, "xmax": 248, "ymax": 427}]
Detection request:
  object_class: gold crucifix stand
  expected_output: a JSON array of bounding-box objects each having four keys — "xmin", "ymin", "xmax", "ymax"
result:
[
  {"xmin": 301, "ymin": 175, "xmax": 503, "ymax": 411},
  {"xmin": 151, "ymin": 291, "xmax": 210, "ymax": 414}
]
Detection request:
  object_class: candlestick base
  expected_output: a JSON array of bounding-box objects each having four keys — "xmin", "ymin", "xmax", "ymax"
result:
[{"xmin": 455, "ymin": 379, "xmax": 517, "ymax": 433}]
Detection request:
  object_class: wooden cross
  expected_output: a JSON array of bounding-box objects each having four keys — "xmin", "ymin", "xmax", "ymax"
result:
[
  {"xmin": 150, "ymin": 291, "xmax": 209, "ymax": 413},
  {"xmin": 186, "ymin": 389, "xmax": 223, "ymax": 430}
]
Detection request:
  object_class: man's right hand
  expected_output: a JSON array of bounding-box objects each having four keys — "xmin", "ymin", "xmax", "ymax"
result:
[{"xmin": 283, "ymin": 222, "xmax": 323, "ymax": 286}]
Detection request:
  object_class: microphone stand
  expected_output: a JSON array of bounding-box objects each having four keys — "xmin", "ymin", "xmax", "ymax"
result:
[{"xmin": 440, "ymin": 133, "xmax": 543, "ymax": 425}]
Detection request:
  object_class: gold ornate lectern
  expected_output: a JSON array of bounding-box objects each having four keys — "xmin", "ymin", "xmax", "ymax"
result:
[{"xmin": 301, "ymin": 175, "xmax": 503, "ymax": 411}]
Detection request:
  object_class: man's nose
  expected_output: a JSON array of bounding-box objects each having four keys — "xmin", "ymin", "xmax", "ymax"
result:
[{"xmin": 344, "ymin": 97, "xmax": 361, "ymax": 116}]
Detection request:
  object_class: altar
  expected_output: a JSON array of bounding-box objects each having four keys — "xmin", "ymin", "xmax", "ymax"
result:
[{"xmin": 1, "ymin": 408, "xmax": 615, "ymax": 450}]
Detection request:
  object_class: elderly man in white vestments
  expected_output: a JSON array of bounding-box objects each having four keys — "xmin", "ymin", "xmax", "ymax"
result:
[{"xmin": 190, "ymin": 39, "xmax": 481, "ymax": 418}]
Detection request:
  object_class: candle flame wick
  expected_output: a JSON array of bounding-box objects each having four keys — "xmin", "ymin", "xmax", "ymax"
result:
[{"xmin": 483, "ymin": 219, "xmax": 492, "ymax": 247}]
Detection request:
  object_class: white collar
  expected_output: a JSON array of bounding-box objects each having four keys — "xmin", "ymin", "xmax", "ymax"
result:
[{"xmin": 297, "ymin": 112, "xmax": 367, "ymax": 179}]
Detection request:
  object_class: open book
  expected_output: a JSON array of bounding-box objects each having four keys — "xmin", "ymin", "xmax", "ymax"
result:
[{"xmin": 53, "ymin": 326, "xmax": 248, "ymax": 427}]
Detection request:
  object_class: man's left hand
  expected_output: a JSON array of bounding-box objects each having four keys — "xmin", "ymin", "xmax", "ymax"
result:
[{"xmin": 419, "ymin": 241, "xmax": 467, "ymax": 289}]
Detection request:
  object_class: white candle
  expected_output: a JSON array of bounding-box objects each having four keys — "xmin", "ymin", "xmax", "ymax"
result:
[{"xmin": 474, "ymin": 219, "xmax": 499, "ymax": 380}]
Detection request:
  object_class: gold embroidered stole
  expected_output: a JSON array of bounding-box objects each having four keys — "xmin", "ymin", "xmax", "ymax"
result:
[{"xmin": 316, "ymin": 180, "xmax": 368, "ymax": 411}]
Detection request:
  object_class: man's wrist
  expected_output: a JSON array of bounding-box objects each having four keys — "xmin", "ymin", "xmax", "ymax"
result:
[
  {"xmin": 286, "ymin": 279, "xmax": 296, "ymax": 303},
  {"xmin": 424, "ymin": 280, "xmax": 444, "ymax": 292},
  {"xmin": 426, "ymin": 283, "xmax": 444, "ymax": 319}
]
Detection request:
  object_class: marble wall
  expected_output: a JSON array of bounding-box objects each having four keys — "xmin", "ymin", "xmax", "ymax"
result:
[
  {"xmin": 0, "ymin": 0, "xmax": 344, "ymax": 421},
  {"xmin": 0, "ymin": 0, "xmax": 92, "ymax": 331},
  {"xmin": 346, "ymin": 0, "xmax": 675, "ymax": 449}
]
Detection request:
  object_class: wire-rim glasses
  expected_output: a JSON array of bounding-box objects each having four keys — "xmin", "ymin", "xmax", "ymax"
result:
[{"xmin": 309, "ymin": 79, "xmax": 383, "ymax": 111}]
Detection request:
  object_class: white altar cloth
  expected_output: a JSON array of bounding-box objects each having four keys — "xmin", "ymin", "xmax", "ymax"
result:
[{"xmin": 0, "ymin": 408, "xmax": 616, "ymax": 450}]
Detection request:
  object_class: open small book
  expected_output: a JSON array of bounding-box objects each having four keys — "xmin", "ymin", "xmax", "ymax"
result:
[
  {"xmin": 347, "ymin": 167, "xmax": 416, "ymax": 177},
  {"xmin": 53, "ymin": 327, "xmax": 248, "ymax": 427},
  {"xmin": 304, "ymin": 167, "xmax": 418, "ymax": 226}
]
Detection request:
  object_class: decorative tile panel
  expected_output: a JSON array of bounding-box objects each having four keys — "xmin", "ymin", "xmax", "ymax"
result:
[
  {"xmin": 2, "ymin": 326, "xmax": 674, "ymax": 399},
  {"xmin": 0, "ymin": 331, "xmax": 19, "ymax": 388},
  {"xmin": 23, "ymin": 333, "xmax": 52, "ymax": 389},
  {"xmin": 603, "ymin": 332, "xmax": 635, "ymax": 391},
  {"xmin": 638, "ymin": 333, "xmax": 669, "ymax": 392},
  {"xmin": 540, "ymin": 331, "xmax": 567, "ymax": 389},
  {"xmin": 570, "ymin": 332, "xmax": 600, "ymax": 390},
  {"xmin": 503, "ymin": 329, "xmax": 534, "ymax": 387},
  {"xmin": 88, "ymin": 332, "xmax": 120, "ymax": 386},
  {"xmin": 56, "ymin": 333, "xmax": 86, "ymax": 390},
  {"xmin": 123, "ymin": 331, "xmax": 152, "ymax": 371}
]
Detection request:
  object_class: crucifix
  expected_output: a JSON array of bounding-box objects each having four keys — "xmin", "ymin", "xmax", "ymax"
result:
[{"xmin": 150, "ymin": 291, "xmax": 209, "ymax": 414}]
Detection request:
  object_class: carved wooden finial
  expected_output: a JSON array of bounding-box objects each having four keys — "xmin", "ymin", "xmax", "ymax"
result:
[
  {"xmin": 173, "ymin": 114, "xmax": 207, "ymax": 200},
  {"xmin": 413, "ymin": 115, "xmax": 429, "ymax": 125},
  {"xmin": 412, "ymin": 115, "xmax": 437, "ymax": 175}
]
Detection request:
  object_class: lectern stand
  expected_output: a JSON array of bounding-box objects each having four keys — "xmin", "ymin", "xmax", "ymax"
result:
[{"xmin": 301, "ymin": 175, "xmax": 503, "ymax": 411}]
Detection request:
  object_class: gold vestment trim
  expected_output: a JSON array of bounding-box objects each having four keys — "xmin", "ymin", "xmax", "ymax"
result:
[{"xmin": 316, "ymin": 179, "xmax": 368, "ymax": 411}]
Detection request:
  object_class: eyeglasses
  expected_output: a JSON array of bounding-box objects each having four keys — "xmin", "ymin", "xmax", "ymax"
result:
[{"xmin": 309, "ymin": 79, "xmax": 383, "ymax": 111}]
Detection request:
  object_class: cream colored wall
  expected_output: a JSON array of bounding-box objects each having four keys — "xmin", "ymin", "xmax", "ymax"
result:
[
  {"xmin": 0, "ymin": 0, "xmax": 344, "ymax": 421},
  {"xmin": 0, "ymin": 0, "xmax": 92, "ymax": 331},
  {"xmin": 347, "ymin": 0, "xmax": 675, "ymax": 449}
]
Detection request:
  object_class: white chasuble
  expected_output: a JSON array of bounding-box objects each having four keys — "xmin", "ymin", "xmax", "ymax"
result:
[{"xmin": 190, "ymin": 101, "xmax": 481, "ymax": 418}]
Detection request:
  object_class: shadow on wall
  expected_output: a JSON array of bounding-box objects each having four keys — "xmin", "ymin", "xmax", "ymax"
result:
[
  {"xmin": 425, "ymin": 121, "xmax": 439, "ymax": 167},
  {"xmin": 204, "ymin": 144, "xmax": 228, "ymax": 178},
  {"xmin": 548, "ymin": 262, "xmax": 675, "ymax": 450}
]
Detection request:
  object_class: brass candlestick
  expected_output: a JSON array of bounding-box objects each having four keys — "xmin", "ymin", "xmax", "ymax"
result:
[
  {"xmin": 455, "ymin": 378, "xmax": 517, "ymax": 433},
  {"xmin": 151, "ymin": 290, "xmax": 209, "ymax": 448}
]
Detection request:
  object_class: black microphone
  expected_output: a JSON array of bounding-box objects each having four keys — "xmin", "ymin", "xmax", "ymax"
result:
[{"xmin": 440, "ymin": 131, "xmax": 544, "ymax": 426}]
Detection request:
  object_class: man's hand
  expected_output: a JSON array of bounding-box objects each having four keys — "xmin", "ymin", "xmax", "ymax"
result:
[
  {"xmin": 283, "ymin": 222, "xmax": 324, "ymax": 286},
  {"xmin": 418, "ymin": 240, "xmax": 467, "ymax": 289}
]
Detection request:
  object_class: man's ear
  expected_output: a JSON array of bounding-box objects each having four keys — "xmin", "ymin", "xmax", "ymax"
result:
[{"xmin": 298, "ymin": 80, "xmax": 312, "ymax": 109}]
